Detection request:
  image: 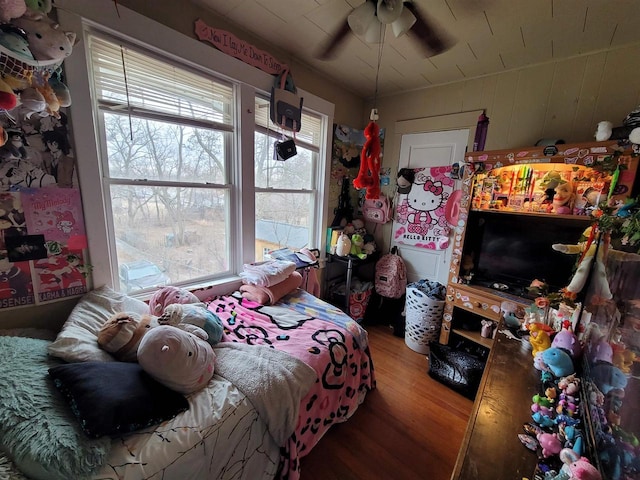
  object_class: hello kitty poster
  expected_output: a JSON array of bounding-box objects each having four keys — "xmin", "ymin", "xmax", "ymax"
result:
[{"xmin": 393, "ymin": 166, "xmax": 455, "ymax": 250}]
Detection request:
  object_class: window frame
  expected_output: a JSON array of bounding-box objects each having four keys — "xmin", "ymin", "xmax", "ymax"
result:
[{"xmin": 57, "ymin": 0, "xmax": 334, "ymax": 296}]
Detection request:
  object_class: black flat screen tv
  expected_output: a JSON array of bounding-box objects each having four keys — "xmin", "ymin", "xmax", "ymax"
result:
[{"xmin": 464, "ymin": 211, "xmax": 592, "ymax": 297}]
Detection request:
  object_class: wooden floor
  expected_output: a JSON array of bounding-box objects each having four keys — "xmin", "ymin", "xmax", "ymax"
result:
[{"xmin": 300, "ymin": 325, "xmax": 473, "ymax": 480}]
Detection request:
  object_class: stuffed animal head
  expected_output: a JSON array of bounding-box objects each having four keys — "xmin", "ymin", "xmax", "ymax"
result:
[
  {"xmin": 25, "ymin": 0, "xmax": 52, "ymax": 14},
  {"xmin": 0, "ymin": 0, "xmax": 27, "ymax": 23},
  {"xmin": 0, "ymin": 25, "xmax": 34, "ymax": 60},
  {"xmin": 97, "ymin": 312, "xmax": 159, "ymax": 362},
  {"xmin": 137, "ymin": 325, "xmax": 216, "ymax": 395},
  {"xmin": 149, "ymin": 285, "xmax": 200, "ymax": 316},
  {"xmin": 13, "ymin": 15, "xmax": 76, "ymax": 62},
  {"xmin": 569, "ymin": 458, "xmax": 602, "ymax": 480},
  {"xmin": 158, "ymin": 303, "xmax": 223, "ymax": 346}
]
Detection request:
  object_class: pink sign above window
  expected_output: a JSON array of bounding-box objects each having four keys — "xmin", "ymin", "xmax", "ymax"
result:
[{"xmin": 194, "ymin": 19, "xmax": 287, "ymax": 75}]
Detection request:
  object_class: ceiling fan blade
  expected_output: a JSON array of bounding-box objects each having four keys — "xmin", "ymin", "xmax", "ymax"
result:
[
  {"xmin": 403, "ymin": 1, "xmax": 454, "ymax": 57},
  {"xmin": 316, "ymin": 18, "xmax": 352, "ymax": 60}
]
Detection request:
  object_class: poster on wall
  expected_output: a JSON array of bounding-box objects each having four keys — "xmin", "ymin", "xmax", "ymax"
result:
[
  {"xmin": 0, "ymin": 191, "xmax": 27, "ymax": 258},
  {"xmin": 0, "ymin": 259, "xmax": 35, "ymax": 309},
  {"xmin": 21, "ymin": 187, "xmax": 87, "ymax": 245},
  {"xmin": 0, "ymin": 98, "xmax": 91, "ymax": 310},
  {"xmin": 392, "ymin": 166, "xmax": 455, "ymax": 250},
  {"xmin": 0, "ymin": 113, "xmax": 77, "ymax": 190},
  {"xmin": 330, "ymin": 124, "xmax": 386, "ymax": 217},
  {"xmin": 33, "ymin": 248, "xmax": 88, "ymax": 302}
]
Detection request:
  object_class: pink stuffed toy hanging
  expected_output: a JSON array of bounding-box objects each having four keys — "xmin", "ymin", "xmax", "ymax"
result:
[{"xmin": 353, "ymin": 120, "xmax": 381, "ymax": 200}]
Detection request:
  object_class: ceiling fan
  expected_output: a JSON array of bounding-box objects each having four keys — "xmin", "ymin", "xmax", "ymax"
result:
[{"xmin": 317, "ymin": 0, "xmax": 454, "ymax": 60}]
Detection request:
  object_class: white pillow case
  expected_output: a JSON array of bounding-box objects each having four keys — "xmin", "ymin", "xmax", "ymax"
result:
[{"xmin": 48, "ymin": 286, "xmax": 149, "ymax": 362}]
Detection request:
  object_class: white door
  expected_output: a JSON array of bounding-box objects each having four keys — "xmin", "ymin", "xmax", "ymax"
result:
[{"xmin": 393, "ymin": 129, "xmax": 469, "ymax": 286}]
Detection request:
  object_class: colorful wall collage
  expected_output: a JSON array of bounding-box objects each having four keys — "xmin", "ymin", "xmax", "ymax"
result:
[{"xmin": 0, "ymin": 112, "xmax": 90, "ymax": 310}]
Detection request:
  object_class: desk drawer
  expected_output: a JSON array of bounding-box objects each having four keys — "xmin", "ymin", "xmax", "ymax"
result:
[{"xmin": 447, "ymin": 287, "xmax": 502, "ymax": 321}]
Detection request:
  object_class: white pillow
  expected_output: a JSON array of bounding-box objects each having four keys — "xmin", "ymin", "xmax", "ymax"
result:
[{"xmin": 48, "ymin": 286, "xmax": 149, "ymax": 362}]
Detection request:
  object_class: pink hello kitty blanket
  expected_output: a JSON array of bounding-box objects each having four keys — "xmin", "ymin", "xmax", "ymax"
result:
[{"xmin": 207, "ymin": 289, "xmax": 375, "ymax": 480}]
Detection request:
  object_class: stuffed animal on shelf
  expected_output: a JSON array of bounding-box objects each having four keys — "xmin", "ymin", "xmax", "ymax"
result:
[
  {"xmin": 137, "ymin": 324, "xmax": 216, "ymax": 395},
  {"xmin": 349, "ymin": 233, "xmax": 366, "ymax": 259},
  {"xmin": 541, "ymin": 347, "xmax": 575, "ymax": 378},
  {"xmin": 552, "ymin": 226, "xmax": 612, "ymax": 301},
  {"xmin": 529, "ymin": 323, "xmax": 551, "ymax": 357},
  {"xmin": 97, "ymin": 311, "xmax": 159, "ymax": 362},
  {"xmin": 549, "ymin": 448, "xmax": 602, "ymax": 480},
  {"xmin": 594, "ymin": 121, "xmax": 613, "ymax": 142},
  {"xmin": 158, "ymin": 303, "xmax": 224, "ymax": 346}
]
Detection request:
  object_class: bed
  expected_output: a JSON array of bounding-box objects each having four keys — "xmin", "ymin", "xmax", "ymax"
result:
[{"xmin": 0, "ymin": 286, "xmax": 375, "ymax": 480}]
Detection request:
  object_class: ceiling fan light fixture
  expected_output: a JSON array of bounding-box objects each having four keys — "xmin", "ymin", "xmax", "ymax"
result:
[
  {"xmin": 377, "ymin": 0, "xmax": 404, "ymax": 25},
  {"xmin": 364, "ymin": 19, "xmax": 383, "ymax": 44},
  {"xmin": 347, "ymin": 1, "xmax": 376, "ymax": 36},
  {"xmin": 391, "ymin": 7, "xmax": 416, "ymax": 37}
]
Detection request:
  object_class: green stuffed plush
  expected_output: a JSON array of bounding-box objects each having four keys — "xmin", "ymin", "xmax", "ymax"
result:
[
  {"xmin": 25, "ymin": 0, "xmax": 52, "ymax": 14},
  {"xmin": 137, "ymin": 325, "xmax": 216, "ymax": 395},
  {"xmin": 349, "ymin": 233, "xmax": 367, "ymax": 259}
]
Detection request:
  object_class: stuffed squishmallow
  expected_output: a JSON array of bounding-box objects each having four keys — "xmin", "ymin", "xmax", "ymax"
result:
[
  {"xmin": 12, "ymin": 15, "xmax": 76, "ymax": 62},
  {"xmin": 97, "ymin": 312, "xmax": 159, "ymax": 362},
  {"xmin": 149, "ymin": 285, "xmax": 200, "ymax": 316},
  {"xmin": 158, "ymin": 303, "xmax": 224, "ymax": 346},
  {"xmin": 137, "ymin": 325, "xmax": 215, "ymax": 395}
]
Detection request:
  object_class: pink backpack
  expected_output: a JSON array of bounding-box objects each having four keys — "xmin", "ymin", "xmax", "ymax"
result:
[
  {"xmin": 375, "ymin": 247, "xmax": 407, "ymax": 299},
  {"xmin": 362, "ymin": 194, "xmax": 392, "ymax": 224}
]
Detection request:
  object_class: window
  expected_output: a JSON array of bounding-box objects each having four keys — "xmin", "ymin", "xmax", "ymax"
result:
[
  {"xmin": 88, "ymin": 35, "xmax": 234, "ymax": 293},
  {"xmin": 59, "ymin": 4, "xmax": 333, "ymax": 296},
  {"xmin": 253, "ymin": 97, "xmax": 324, "ymax": 261}
]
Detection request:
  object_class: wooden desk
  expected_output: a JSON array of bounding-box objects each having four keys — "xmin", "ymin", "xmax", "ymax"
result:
[{"xmin": 451, "ymin": 328, "xmax": 540, "ymax": 479}]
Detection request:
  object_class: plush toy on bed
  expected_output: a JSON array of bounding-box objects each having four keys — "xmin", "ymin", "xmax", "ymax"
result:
[
  {"xmin": 158, "ymin": 303, "xmax": 224, "ymax": 346},
  {"xmin": 97, "ymin": 312, "xmax": 159, "ymax": 362},
  {"xmin": 149, "ymin": 285, "xmax": 200, "ymax": 316},
  {"xmin": 137, "ymin": 324, "xmax": 216, "ymax": 395}
]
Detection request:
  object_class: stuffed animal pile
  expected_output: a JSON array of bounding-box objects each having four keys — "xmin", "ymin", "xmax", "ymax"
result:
[
  {"xmin": 0, "ymin": 0, "xmax": 76, "ymax": 118},
  {"xmin": 96, "ymin": 286, "xmax": 223, "ymax": 395}
]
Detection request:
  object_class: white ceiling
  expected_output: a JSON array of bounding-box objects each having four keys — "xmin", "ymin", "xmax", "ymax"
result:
[{"xmin": 192, "ymin": 0, "xmax": 640, "ymax": 99}]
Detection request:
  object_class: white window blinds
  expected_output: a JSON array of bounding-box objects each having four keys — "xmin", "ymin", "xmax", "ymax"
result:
[{"xmin": 88, "ymin": 35, "xmax": 233, "ymax": 127}]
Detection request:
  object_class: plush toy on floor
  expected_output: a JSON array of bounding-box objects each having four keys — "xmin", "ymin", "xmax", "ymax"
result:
[
  {"xmin": 137, "ymin": 325, "xmax": 216, "ymax": 395},
  {"xmin": 97, "ymin": 312, "xmax": 159, "ymax": 362}
]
